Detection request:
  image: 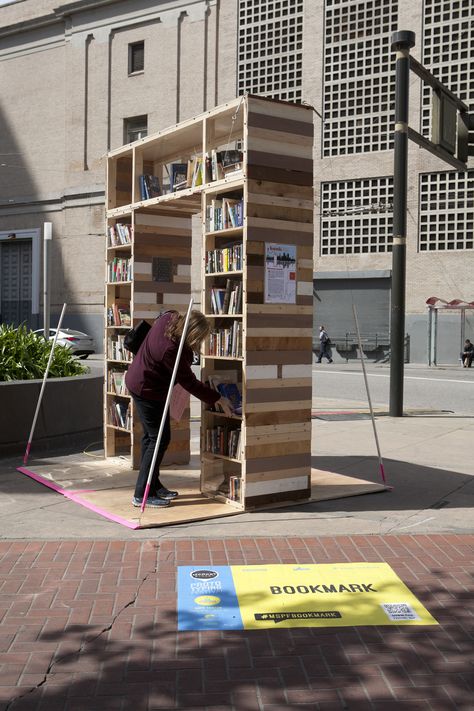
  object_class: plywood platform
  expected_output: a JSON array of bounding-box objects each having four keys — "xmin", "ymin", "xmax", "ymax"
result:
[{"xmin": 17, "ymin": 456, "xmax": 386, "ymax": 530}]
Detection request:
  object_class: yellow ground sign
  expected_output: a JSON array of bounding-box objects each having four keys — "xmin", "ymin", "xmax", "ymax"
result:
[
  {"xmin": 178, "ymin": 563, "xmax": 438, "ymax": 630},
  {"xmin": 232, "ymin": 563, "xmax": 438, "ymax": 628}
]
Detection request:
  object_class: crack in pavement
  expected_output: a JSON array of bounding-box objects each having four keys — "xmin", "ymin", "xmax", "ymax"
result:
[{"xmin": 5, "ymin": 543, "xmax": 161, "ymax": 710}]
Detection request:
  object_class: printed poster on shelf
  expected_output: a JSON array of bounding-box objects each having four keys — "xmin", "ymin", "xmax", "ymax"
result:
[
  {"xmin": 177, "ymin": 563, "xmax": 438, "ymax": 630},
  {"xmin": 264, "ymin": 243, "xmax": 297, "ymax": 304}
]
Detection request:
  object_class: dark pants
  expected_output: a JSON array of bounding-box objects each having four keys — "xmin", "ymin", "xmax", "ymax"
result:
[
  {"xmin": 132, "ymin": 394, "xmax": 171, "ymax": 499},
  {"xmin": 318, "ymin": 342, "xmax": 332, "ymax": 362},
  {"xmin": 462, "ymin": 354, "xmax": 472, "ymax": 367}
]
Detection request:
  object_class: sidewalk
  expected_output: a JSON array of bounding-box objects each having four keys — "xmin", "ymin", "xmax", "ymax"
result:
[
  {"xmin": 1, "ymin": 535, "xmax": 472, "ymax": 710},
  {"xmin": 0, "ymin": 398, "xmax": 472, "ymax": 710}
]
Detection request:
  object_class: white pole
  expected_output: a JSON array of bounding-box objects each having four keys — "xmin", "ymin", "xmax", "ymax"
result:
[
  {"xmin": 352, "ymin": 304, "xmax": 389, "ymax": 487},
  {"xmin": 23, "ymin": 302, "xmax": 67, "ymax": 465},
  {"xmin": 43, "ymin": 222, "xmax": 52, "ymax": 338},
  {"xmin": 140, "ymin": 298, "xmax": 194, "ymax": 513}
]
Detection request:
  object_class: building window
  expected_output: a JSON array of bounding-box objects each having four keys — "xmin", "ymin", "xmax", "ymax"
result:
[
  {"xmin": 237, "ymin": 0, "xmax": 304, "ymax": 102},
  {"xmin": 323, "ymin": 0, "xmax": 398, "ymax": 156},
  {"xmin": 320, "ymin": 177, "xmax": 394, "ymax": 255},
  {"xmin": 419, "ymin": 171, "xmax": 474, "ymax": 252},
  {"xmin": 421, "ymin": 1, "xmax": 473, "ymax": 246},
  {"xmin": 124, "ymin": 115, "xmax": 148, "ymax": 144},
  {"xmin": 128, "ymin": 41, "xmax": 144, "ymax": 74}
]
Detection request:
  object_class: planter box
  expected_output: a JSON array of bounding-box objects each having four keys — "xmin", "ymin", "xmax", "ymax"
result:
[{"xmin": 0, "ymin": 374, "xmax": 103, "ymax": 457}]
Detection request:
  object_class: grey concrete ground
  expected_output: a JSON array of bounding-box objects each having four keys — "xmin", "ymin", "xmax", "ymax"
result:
[{"xmin": 1, "ymin": 362, "xmax": 473, "ymax": 540}]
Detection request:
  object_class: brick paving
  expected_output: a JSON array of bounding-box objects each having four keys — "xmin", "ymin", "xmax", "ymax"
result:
[{"xmin": 0, "ymin": 535, "xmax": 472, "ymax": 711}]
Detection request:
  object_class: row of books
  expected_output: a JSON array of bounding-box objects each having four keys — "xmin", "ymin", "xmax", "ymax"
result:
[
  {"xmin": 108, "ymin": 401, "xmax": 131, "ymax": 430},
  {"xmin": 205, "ymin": 244, "xmax": 243, "ymax": 273},
  {"xmin": 208, "ymin": 322, "xmax": 242, "ymax": 358},
  {"xmin": 210, "ymin": 280, "xmax": 242, "ymax": 315},
  {"xmin": 108, "ymin": 223, "xmax": 132, "ymax": 247},
  {"xmin": 107, "ymin": 302, "xmax": 131, "ymax": 327},
  {"xmin": 107, "ymin": 258, "xmax": 133, "ymax": 283},
  {"xmin": 138, "ymin": 149, "xmax": 243, "ymax": 199},
  {"xmin": 206, "ymin": 198, "xmax": 244, "ymax": 232},
  {"xmin": 138, "ymin": 174, "xmax": 161, "ymax": 200},
  {"xmin": 108, "ymin": 335, "xmax": 133, "ymax": 362},
  {"xmin": 108, "ymin": 370, "xmax": 129, "ymax": 396},
  {"xmin": 205, "ymin": 426, "xmax": 241, "ymax": 459},
  {"xmin": 229, "ymin": 476, "xmax": 242, "ymax": 502}
]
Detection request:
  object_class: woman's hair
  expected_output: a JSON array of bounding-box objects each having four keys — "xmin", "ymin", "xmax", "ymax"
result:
[{"xmin": 165, "ymin": 310, "xmax": 211, "ymax": 352}]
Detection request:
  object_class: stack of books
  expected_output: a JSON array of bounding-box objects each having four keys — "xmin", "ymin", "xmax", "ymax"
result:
[
  {"xmin": 208, "ymin": 322, "xmax": 242, "ymax": 358},
  {"xmin": 139, "ymin": 174, "xmax": 162, "ymax": 200},
  {"xmin": 108, "ymin": 223, "xmax": 132, "ymax": 247},
  {"xmin": 108, "ymin": 401, "xmax": 131, "ymax": 430},
  {"xmin": 107, "ymin": 258, "xmax": 133, "ymax": 283},
  {"xmin": 107, "ymin": 302, "xmax": 131, "ymax": 326},
  {"xmin": 210, "ymin": 280, "xmax": 242, "ymax": 315},
  {"xmin": 210, "ymin": 149, "xmax": 243, "ymax": 181},
  {"xmin": 108, "ymin": 370, "xmax": 129, "ymax": 396},
  {"xmin": 206, "ymin": 198, "xmax": 243, "ymax": 232},
  {"xmin": 205, "ymin": 425, "xmax": 241, "ymax": 459},
  {"xmin": 205, "ymin": 244, "xmax": 242, "ymax": 273},
  {"xmin": 107, "ymin": 335, "xmax": 132, "ymax": 362},
  {"xmin": 229, "ymin": 476, "xmax": 242, "ymax": 501}
]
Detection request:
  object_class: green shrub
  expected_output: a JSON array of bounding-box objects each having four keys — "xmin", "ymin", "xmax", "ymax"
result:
[{"xmin": 0, "ymin": 324, "xmax": 88, "ymax": 382}]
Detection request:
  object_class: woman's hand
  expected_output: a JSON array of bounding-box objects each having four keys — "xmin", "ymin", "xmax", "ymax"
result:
[{"xmin": 216, "ymin": 397, "xmax": 233, "ymax": 416}]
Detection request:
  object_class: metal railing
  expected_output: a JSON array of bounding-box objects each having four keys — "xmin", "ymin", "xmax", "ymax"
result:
[{"xmin": 313, "ymin": 333, "xmax": 410, "ymax": 363}]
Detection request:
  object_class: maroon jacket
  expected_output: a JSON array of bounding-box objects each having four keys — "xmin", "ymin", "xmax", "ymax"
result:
[{"xmin": 125, "ymin": 312, "xmax": 220, "ymax": 405}]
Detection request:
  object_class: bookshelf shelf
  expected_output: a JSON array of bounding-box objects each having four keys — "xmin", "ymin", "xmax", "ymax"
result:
[
  {"xmin": 204, "ymin": 313, "xmax": 243, "ymax": 318},
  {"xmin": 202, "ymin": 452, "xmax": 241, "ymax": 465},
  {"xmin": 203, "ymin": 355, "xmax": 244, "ymax": 361},
  {"xmin": 205, "ymin": 227, "xmax": 243, "ymax": 238},
  {"xmin": 105, "ymin": 94, "xmax": 314, "ymax": 510},
  {"xmin": 107, "ymin": 244, "xmax": 132, "ymax": 251},
  {"xmin": 205, "ymin": 410, "xmax": 243, "ymax": 422},
  {"xmin": 107, "ymin": 424, "xmax": 132, "ymax": 434}
]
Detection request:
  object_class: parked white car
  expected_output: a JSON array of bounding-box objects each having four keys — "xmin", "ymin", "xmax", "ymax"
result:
[{"xmin": 34, "ymin": 328, "xmax": 95, "ymax": 359}]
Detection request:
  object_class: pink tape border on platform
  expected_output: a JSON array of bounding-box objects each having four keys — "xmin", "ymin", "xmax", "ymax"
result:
[{"xmin": 17, "ymin": 466, "xmax": 140, "ymax": 530}]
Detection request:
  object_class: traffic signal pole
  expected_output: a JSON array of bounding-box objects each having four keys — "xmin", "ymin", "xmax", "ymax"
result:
[{"xmin": 390, "ymin": 31, "xmax": 415, "ymax": 417}]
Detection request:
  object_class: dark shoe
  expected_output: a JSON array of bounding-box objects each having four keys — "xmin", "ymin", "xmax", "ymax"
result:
[
  {"xmin": 157, "ymin": 487, "xmax": 179, "ymax": 500},
  {"xmin": 328, "ymin": 359, "xmax": 333, "ymax": 363},
  {"xmin": 132, "ymin": 496, "xmax": 170, "ymax": 508},
  {"xmin": 316, "ymin": 360, "xmax": 322, "ymax": 363}
]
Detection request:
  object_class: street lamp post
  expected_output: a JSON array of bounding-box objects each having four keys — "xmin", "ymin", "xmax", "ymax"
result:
[{"xmin": 389, "ymin": 30, "xmax": 415, "ymax": 417}]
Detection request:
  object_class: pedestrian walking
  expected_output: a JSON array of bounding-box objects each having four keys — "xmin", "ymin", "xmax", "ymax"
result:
[
  {"xmin": 317, "ymin": 325, "xmax": 333, "ymax": 363},
  {"xmin": 461, "ymin": 338, "xmax": 473, "ymax": 367}
]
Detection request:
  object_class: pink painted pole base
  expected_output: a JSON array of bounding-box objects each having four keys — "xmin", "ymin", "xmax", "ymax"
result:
[
  {"xmin": 23, "ymin": 442, "xmax": 32, "ymax": 466},
  {"xmin": 141, "ymin": 482, "xmax": 151, "ymax": 513}
]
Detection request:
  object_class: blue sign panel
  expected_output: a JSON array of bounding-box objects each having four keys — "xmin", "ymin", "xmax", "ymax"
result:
[{"xmin": 177, "ymin": 565, "xmax": 243, "ymax": 631}]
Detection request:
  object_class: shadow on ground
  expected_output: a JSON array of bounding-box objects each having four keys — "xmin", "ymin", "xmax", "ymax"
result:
[{"xmin": 3, "ymin": 560, "xmax": 472, "ymax": 711}]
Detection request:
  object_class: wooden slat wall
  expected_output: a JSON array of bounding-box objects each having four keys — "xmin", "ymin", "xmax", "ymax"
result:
[
  {"xmin": 131, "ymin": 210, "xmax": 192, "ymax": 468},
  {"xmin": 243, "ymin": 97, "xmax": 314, "ymax": 508}
]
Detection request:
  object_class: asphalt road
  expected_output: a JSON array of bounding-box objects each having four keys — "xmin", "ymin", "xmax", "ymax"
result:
[{"xmin": 313, "ymin": 363, "xmax": 474, "ymax": 415}]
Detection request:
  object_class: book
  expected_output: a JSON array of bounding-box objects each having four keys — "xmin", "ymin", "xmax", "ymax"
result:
[
  {"xmin": 171, "ymin": 163, "xmax": 188, "ymax": 191},
  {"xmin": 144, "ymin": 174, "xmax": 161, "ymax": 198},
  {"xmin": 217, "ymin": 382, "xmax": 242, "ymax": 415},
  {"xmin": 223, "ymin": 279, "xmax": 233, "ymax": 314}
]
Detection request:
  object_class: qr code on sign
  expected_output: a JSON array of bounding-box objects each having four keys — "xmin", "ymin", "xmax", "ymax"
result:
[{"xmin": 381, "ymin": 603, "xmax": 420, "ymax": 621}]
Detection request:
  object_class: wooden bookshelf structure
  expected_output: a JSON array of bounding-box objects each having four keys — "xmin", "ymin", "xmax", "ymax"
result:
[{"xmin": 105, "ymin": 95, "xmax": 314, "ymax": 510}]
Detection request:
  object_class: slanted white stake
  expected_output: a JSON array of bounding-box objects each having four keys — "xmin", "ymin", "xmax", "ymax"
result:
[
  {"xmin": 23, "ymin": 302, "xmax": 67, "ymax": 465},
  {"xmin": 352, "ymin": 304, "xmax": 390, "ymax": 488},
  {"xmin": 141, "ymin": 298, "xmax": 194, "ymax": 513}
]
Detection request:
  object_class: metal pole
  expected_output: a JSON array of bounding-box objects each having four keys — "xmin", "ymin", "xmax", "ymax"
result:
[
  {"xmin": 353, "ymin": 305, "xmax": 388, "ymax": 486},
  {"xmin": 389, "ymin": 31, "xmax": 415, "ymax": 417},
  {"xmin": 23, "ymin": 303, "xmax": 67, "ymax": 465},
  {"xmin": 43, "ymin": 222, "xmax": 52, "ymax": 338}
]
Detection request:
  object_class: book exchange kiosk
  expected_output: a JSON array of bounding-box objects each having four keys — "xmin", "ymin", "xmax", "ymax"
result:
[{"xmin": 98, "ymin": 95, "xmax": 382, "ymax": 528}]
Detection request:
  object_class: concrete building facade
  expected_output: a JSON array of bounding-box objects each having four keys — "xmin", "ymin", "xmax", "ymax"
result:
[{"xmin": 0, "ymin": 0, "xmax": 472, "ymax": 363}]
